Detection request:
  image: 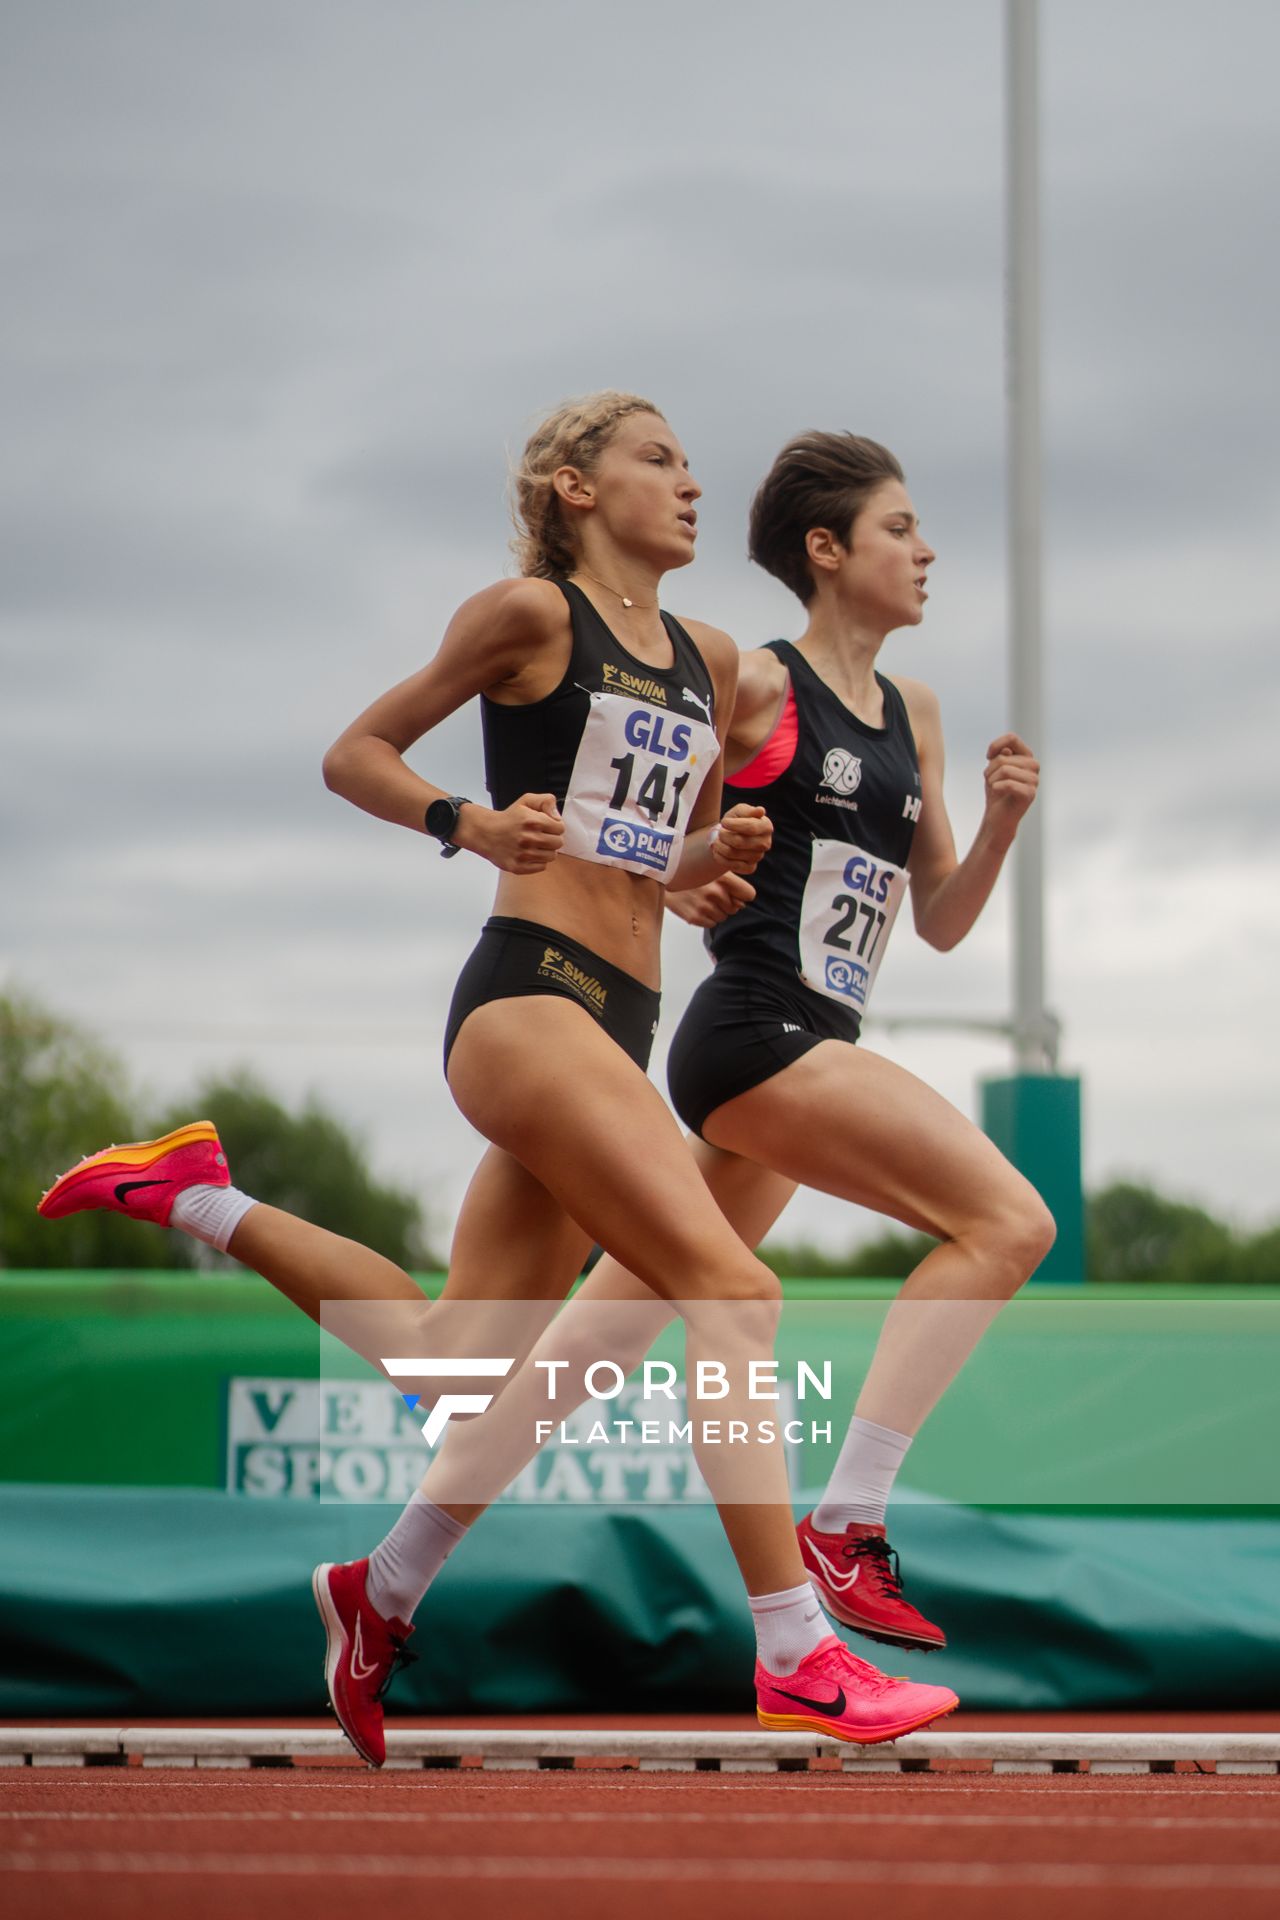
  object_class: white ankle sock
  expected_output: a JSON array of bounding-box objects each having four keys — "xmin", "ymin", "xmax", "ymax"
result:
[
  {"xmin": 169, "ymin": 1184, "xmax": 257, "ymax": 1253},
  {"xmin": 813, "ymin": 1415, "xmax": 912, "ymax": 1533},
  {"xmin": 748, "ymin": 1581, "xmax": 830, "ymax": 1675},
  {"xmin": 366, "ymin": 1493, "xmax": 470, "ymax": 1623}
]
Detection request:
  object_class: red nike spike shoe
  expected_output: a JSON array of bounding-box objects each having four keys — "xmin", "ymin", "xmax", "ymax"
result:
[
  {"xmin": 798, "ymin": 1514, "xmax": 946, "ymax": 1651},
  {"xmin": 312, "ymin": 1559, "xmax": 416, "ymax": 1768}
]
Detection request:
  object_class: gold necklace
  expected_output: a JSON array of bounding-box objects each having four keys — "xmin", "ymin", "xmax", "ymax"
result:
[{"xmin": 574, "ymin": 569, "xmax": 657, "ymax": 612}]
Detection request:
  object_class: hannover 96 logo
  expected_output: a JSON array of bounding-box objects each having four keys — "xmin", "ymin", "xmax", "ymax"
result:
[{"xmin": 821, "ymin": 748, "xmax": 863, "ymax": 795}]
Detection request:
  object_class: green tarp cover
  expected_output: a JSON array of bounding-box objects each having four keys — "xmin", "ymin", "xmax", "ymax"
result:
[{"xmin": 1, "ymin": 1486, "xmax": 1276, "ymax": 1715}]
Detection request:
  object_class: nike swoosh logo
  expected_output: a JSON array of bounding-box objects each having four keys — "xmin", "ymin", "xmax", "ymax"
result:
[
  {"xmin": 114, "ymin": 1179, "xmax": 169, "ymax": 1204},
  {"xmin": 804, "ymin": 1609, "xmax": 821, "ymax": 1623},
  {"xmin": 772, "ymin": 1683, "xmax": 846, "ymax": 1715},
  {"xmin": 349, "ymin": 1613, "xmax": 379, "ymax": 1682},
  {"xmin": 805, "ymin": 1538, "xmax": 862, "ymax": 1592}
]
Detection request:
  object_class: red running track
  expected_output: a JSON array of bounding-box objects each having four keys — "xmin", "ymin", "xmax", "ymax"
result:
[{"xmin": 3, "ymin": 1745, "xmax": 1280, "ymax": 1920}]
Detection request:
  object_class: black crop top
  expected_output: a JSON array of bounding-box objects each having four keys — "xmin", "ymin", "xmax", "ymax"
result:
[{"xmin": 480, "ymin": 579, "xmax": 720, "ymax": 885}]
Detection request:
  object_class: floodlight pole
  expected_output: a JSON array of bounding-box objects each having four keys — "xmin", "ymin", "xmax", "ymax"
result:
[
  {"xmin": 980, "ymin": 0, "xmax": 1083, "ymax": 1281},
  {"xmin": 874, "ymin": 5, "xmax": 1085, "ymax": 1279},
  {"xmin": 1006, "ymin": 0, "xmax": 1054, "ymax": 1072}
]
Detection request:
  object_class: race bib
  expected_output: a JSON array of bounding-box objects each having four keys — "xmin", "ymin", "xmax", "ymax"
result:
[
  {"xmin": 560, "ymin": 692, "xmax": 719, "ymax": 883},
  {"xmin": 798, "ymin": 838, "xmax": 908, "ymax": 1014}
]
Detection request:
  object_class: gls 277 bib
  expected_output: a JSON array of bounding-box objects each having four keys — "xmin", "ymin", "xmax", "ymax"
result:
[
  {"xmin": 559, "ymin": 691, "xmax": 720, "ymax": 883},
  {"xmin": 798, "ymin": 838, "xmax": 909, "ymax": 1013}
]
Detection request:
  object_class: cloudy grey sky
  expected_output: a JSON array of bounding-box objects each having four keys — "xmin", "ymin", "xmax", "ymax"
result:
[{"xmin": 4, "ymin": 0, "xmax": 1277, "ymax": 1257}]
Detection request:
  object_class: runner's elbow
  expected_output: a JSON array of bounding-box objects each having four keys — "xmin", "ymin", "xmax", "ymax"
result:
[
  {"xmin": 323, "ymin": 737, "xmax": 366, "ymax": 795},
  {"xmin": 913, "ymin": 897, "xmax": 957, "ymax": 951}
]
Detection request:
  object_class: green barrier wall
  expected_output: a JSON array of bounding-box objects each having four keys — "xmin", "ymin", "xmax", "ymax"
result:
[
  {"xmin": 2, "ymin": 1274, "xmax": 1278, "ymax": 1713},
  {"xmin": 5, "ymin": 1275, "xmax": 1277, "ymax": 1506},
  {"xmin": 1, "ymin": 1274, "xmax": 322, "ymax": 1488}
]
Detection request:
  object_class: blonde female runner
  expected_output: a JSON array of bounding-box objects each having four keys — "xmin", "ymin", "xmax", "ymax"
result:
[{"xmin": 38, "ymin": 399, "xmax": 958, "ymax": 1764}]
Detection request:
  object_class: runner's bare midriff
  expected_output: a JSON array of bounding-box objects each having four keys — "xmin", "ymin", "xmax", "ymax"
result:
[{"xmin": 492, "ymin": 856, "xmax": 664, "ymax": 989}]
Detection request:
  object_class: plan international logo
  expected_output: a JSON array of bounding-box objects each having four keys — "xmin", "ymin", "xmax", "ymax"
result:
[{"xmin": 596, "ymin": 816, "xmax": 675, "ymax": 871}]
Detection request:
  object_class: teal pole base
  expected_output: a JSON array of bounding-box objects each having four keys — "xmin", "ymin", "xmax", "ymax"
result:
[{"xmin": 980, "ymin": 1073, "xmax": 1085, "ymax": 1283}]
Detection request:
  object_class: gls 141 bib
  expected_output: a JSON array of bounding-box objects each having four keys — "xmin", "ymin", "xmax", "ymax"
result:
[{"xmin": 560, "ymin": 691, "xmax": 720, "ymax": 883}]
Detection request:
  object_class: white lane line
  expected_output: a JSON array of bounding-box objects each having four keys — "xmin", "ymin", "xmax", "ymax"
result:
[
  {"xmin": 8, "ymin": 1775, "xmax": 1279, "ymax": 1798},
  {"xmin": 2, "ymin": 1851, "xmax": 1280, "ymax": 1889},
  {"xmin": 2, "ymin": 1808, "xmax": 1279, "ymax": 1834}
]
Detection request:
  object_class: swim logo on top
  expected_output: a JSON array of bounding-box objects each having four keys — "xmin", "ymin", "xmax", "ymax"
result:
[{"xmin": 602, "ymin": 661, "xmax": 670, "ymax": 706}]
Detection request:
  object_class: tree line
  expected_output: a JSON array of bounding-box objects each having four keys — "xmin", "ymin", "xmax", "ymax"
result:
[
  {"xmin": 1, "ymin": 990, "xmax": 437, "ymax": 1272},
  {"xmin": 3, "ymin": 990, "xmax": 1275, "ymax": 1284},
  {"xmin": 758, "ymin": 1189, "xmax": 1280, "ymax": 1286}
]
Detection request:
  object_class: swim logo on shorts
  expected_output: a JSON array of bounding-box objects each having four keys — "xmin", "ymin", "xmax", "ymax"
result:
[{"xmin": 537, "ymin": 945, "xmax": 609, "ymax": 1018}]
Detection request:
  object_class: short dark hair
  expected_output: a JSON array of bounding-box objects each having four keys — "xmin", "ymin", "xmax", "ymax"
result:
[{"xmin": 748, "ymin": 432, "xmax": 905, "ymax": 603}]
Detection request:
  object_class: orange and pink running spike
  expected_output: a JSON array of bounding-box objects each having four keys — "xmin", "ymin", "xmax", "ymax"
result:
[
  {"xmin": 37, "ymin": 1120, "xmax": 228, "ymax": 1227},
  {"xmin": 756, "ymin": 1633, "xmax": 957, "ymax": 1744}
]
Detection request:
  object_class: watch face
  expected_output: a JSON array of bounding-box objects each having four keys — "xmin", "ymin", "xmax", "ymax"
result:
[{"xmin": 426, "ymin": 798, "xmax": 458, "ymax": 840}]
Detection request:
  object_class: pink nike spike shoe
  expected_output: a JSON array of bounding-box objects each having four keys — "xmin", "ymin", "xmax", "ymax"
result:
[
  {"xmin": 312, "ymin": 1559, "xmax": 416, "ymax": 1768},
  {"xmin": 756, "ymin": 1633, "xmax": 957, "ymax": 1745},
  {"xmin": 36, "ymin": 1120, "xmax": 229, "ymax": 1228},
  {"xmin": 798, "ymin": 1513, "xmax": 947, "ymax": 1651}
]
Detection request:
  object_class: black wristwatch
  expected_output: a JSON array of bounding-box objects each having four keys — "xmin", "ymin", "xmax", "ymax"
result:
[{"xmin": 424, "ymin": 795, "xmax": 471, "ymax": 859}]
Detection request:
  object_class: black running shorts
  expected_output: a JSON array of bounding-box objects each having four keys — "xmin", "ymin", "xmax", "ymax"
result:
[
  {"xmin": 444, "ymin": 917, "xmax": 660, "ymax": 1073},
  {"xmin": 666, "ymin": 956, "xmax": 861, "ymax": 1138}
]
